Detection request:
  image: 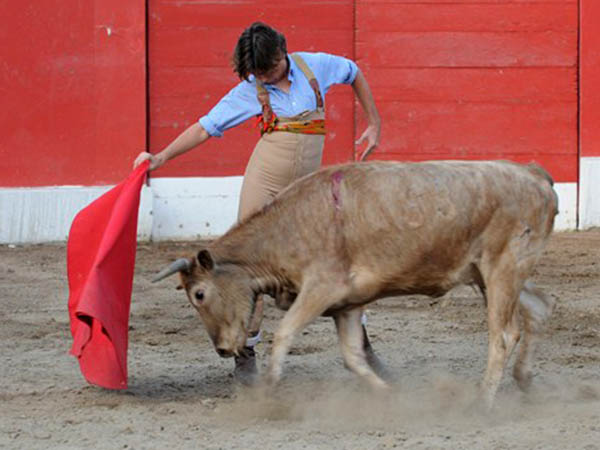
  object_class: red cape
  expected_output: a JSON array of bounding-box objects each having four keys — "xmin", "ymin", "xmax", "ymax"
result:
[{"xmin": 67, "ymin": 162, "xmax": 148, "ymax": 389}]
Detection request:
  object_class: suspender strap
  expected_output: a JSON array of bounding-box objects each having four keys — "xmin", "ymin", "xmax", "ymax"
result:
[
  {"xmin": 256, "ymin": 80, "xmax": 276, "ymax": 132},
  {"xmin": 290, "ymin": 53, "xmax": 324, "ymax": 108}
]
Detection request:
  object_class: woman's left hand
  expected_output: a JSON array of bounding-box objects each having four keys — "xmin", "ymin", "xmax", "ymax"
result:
[{"xmin": 355, "ymin": 123, "xmax": 380, "ymax": 161}]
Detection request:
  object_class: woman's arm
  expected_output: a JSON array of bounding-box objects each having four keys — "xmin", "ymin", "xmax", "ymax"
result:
[
  {"xmin": 352, "ymin": 69, "xmax": 381, "ymax": 161},
  {"xmin": 133, "ymin": 122, "xmax": 211, "ymax": 171}
]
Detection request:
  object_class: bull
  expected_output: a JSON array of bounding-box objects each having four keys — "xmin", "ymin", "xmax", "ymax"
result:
[{"xmin": 153, "ymin": 160, "xmax": 557, "ymax": 408}]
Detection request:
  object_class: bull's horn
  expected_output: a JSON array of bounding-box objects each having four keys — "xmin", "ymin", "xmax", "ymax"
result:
[{"xmin": 152, "ymin": 258, "xmax": 192, "ymax": 283}]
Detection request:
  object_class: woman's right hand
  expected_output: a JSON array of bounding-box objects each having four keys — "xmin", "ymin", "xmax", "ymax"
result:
[
  {"xmin": 133, "ymin": 151, "xmax": 164, "ymax": 171},
  {"xmin": 133, "ymin": 123, "xmax": 210, "ymax": 171}
]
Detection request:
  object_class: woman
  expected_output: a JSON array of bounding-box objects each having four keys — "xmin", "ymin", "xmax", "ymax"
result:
[{"xmin": 134, "ymin": 22, "xmax": 385, "ymax": 384}]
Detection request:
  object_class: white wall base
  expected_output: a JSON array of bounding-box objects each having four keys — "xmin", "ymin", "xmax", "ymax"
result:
[
  {"xmin": 149, "ymin": 177, "xmax": 242, "ymax": 241},
  {"xmin": 579, "ymin": 157, "xmax": 600, "ymax": 229},
  {"xmin": 553, "ymin": 182, "xmax": 578, "ymax": 231},
  {"xmin": 0, "ymin": 177, "xmax": 580, "ymax": 244},
  {"xmin": 0, "ymin": 185, "xmax": 153, "ymax": 244}
]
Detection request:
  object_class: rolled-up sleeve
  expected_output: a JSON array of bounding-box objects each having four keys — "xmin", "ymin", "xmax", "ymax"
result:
[
  {"xmin": 198, "ymin": 82, "xmax": 260, "ymax": 137},
  {"xmin": 316, "ymin": 52, "xmax": 358, "ymax": 91}
]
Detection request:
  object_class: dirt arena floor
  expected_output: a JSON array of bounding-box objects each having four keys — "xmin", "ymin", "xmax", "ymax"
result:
[{"xmin": 1, "ymin": 230, "xmax": 599, "ymax": 449}]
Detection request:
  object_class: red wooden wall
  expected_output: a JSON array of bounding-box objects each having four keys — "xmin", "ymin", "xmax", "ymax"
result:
[
  {"xmin": 0, "ymin": 1, "xmax": 581, "ymax": 187},
  {"xmin": 357, "ymin": 0, "xmax": 579, "ymax": 183},
  {"xmin": 0, "ymin": 0, "xmax": 146, "ymax": 187},
  {"xmin": 148, "ymin": 0, "xmax": 355, "ymax": 178},
  {"xmin": 580, "ymin": 0, "xmax": 600, "ymax": 158}
]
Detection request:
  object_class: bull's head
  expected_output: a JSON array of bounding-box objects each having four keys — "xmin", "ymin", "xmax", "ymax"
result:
[{"xmin": 153, "ymin": 249, "xmax": 255, "ymax": 358}]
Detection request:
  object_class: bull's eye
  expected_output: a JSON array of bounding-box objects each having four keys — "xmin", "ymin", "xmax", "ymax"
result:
[{"xmin": 195, "ymin": 291, "xmax": 204, "ymax": 302}]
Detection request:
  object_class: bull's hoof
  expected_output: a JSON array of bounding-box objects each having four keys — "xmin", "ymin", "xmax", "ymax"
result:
[
  {"xmin": 364, "ymin": 346, "xmax": 394, "ymax": 382},
  {"xmin": 233, "ymin": 347, "xmax": 258, "ymax": 386},
  {"xmin": 513, "ymin": 366, "xmax": 534, "ymax": 392}
]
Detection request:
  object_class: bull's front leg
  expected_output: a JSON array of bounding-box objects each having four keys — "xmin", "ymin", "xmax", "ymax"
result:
[
  {"xmin": 333, "ymin": 308, "xmax": 388, "ymax": 389},
  {"xmin": 267, "ymin": 278, "xmax": 351, "ymax": 385}
]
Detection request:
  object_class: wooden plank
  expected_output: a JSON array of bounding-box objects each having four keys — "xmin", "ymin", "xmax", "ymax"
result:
[
  {"xmin": 356, "ymin": 0, "xmax": 574, "ymax": 4},
  {"xmin": 362, "ymin": 67, "xmax": 576, "ymax": 103},
  {"xmin": 357, "ymin": 31, "xmax": 577, "ymax": 67},
  {"xmin": 151, "ymin": 1, "xmax": 352, "ymax": 30},
  {"xmin": 370, "ymin": 152, "xmax": 576, "ymax": 183},
  {"xmin": 150, "ymin": 67, "xmax": 239, "ymax": 101},
  {"xmin": 357, "ymin": 3, "xmax": 576, "ymax": 32},
  {"xmin": 580, "ymin": 0, "xmax": 600, "ymax": 157},
  {"xmin": 358, "ymin": 101, "xmax": 576, "ymax": 158},
  {"xmin": 150, "ymin": 28, "xmax": 353, "ymax": 68},
  {"xmin": 149, "ymin": 68, "xmax": 239, "ymax": 122},
  {"xmin": 149, "ymin": 64, "xmax": 361, "ymax": 101}
]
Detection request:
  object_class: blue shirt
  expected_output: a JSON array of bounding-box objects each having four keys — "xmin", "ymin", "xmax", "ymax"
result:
[{"xmin": 199, "ymin": 52, "xmax": 358, "ymax": 137}]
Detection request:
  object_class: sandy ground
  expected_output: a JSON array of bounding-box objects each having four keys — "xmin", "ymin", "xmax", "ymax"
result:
[{"xmin": 1, "ymin": 231, "xmax": 599, "ymax": 449}]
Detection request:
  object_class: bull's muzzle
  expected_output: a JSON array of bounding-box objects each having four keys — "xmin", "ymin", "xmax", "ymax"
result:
[{"xmin": 216, "ymin": 347, "xmax": 235, "ymax": 358}]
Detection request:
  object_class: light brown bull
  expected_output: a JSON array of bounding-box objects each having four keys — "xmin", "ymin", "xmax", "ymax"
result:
[{"xmin": 154, "ymin": 160, "xmax": 558, "ymax": 408}]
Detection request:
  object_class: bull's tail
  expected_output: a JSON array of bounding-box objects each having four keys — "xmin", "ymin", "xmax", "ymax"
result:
[
  {"xmin": 518, "ymin": 281, "xmax": 555, "ymax": 333},
  {"xmin": 513, "ymin": 280, "xmax": 555, "ymax": 391},
  {"xmin": 526, "ymin": 163, "xmax": 554, "ymax": 186}
]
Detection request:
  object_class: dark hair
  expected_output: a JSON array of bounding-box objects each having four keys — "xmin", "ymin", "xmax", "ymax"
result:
[{"xmin": 232, "ymin": 22, "xmax": 287, "ymax": 81}]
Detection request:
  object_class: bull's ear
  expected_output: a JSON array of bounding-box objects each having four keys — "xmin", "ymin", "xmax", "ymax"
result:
[
  {"xmin": 176, "ymin": 284, "xmax": 183, "ymax": 290},
  {"xmin": 197, "ymin": 249, "xmax": 214, "ymax": 271}
]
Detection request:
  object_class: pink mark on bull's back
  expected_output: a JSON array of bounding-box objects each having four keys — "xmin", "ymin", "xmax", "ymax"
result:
[{"xmin": 331, "ymin": 170, "xmax": 343, "ymax": 210}]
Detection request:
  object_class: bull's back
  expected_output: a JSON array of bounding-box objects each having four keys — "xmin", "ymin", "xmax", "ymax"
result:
[
  {"xmin": 352, "ymin": 160, "xmax": 555, "ymax": 228},
  {"xmin": 315, "ymin": 160, "xmax": 556, "ymax": 290}
]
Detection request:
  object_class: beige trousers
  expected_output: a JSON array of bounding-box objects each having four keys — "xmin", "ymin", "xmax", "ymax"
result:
[{"xmin": 237, "ymin": 110, "xmax": 326, "ymax": 222}]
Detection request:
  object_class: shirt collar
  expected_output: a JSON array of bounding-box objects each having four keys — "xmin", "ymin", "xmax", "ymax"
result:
[
  {"xmin": 248, "ymin": 54, "xmax": 295, "ymax": 88},
  {"xmin": 286, "ymin": 54, "xmax": 295, "ymax": 83}
]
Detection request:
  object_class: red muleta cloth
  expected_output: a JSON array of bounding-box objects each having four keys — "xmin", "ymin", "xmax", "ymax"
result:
[{"xmin": 67, "ymin": 162, "xmax": 148, "ymax": 389}]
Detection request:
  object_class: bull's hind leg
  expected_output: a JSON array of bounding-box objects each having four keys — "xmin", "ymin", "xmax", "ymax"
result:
[
  {"xmin": 513, "ymin": 281, "xmax": 554, "ymax": 391},
  {"xmin": 267, "ymin": 277, "xmax": 351, "ymax": 385},
  {"xmin": 333, "ymin": 308, "xmax": 388, "ymax": 389}
]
